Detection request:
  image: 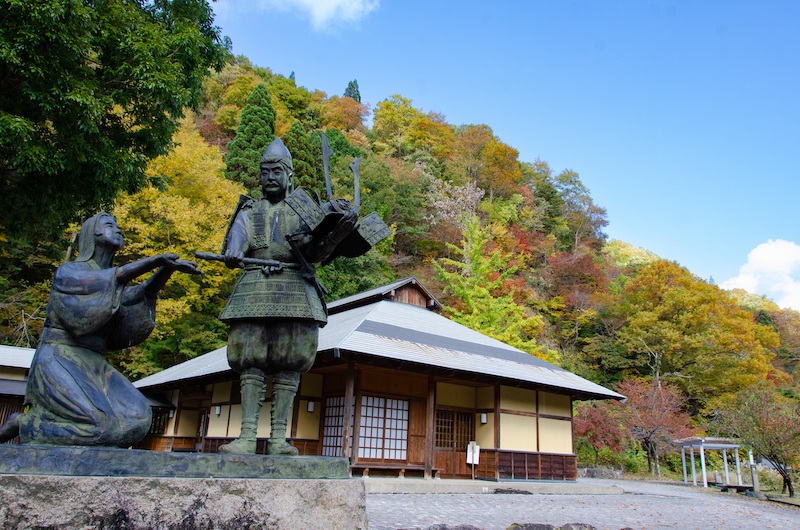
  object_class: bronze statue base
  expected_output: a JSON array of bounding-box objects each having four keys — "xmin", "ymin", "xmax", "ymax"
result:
[{"xmin": 0, "ymin": 444, "xmax": 349, "ymax": 479}]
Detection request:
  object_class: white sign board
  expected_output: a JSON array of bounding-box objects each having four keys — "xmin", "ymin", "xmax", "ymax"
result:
[{"xmin": 466, "ymin": 441, "xmax": 480, "ymax": 465}]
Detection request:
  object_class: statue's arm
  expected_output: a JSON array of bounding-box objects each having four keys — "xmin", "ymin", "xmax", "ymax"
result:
[
  {"xmin": 116, "ymin": 255, "xmax": 201, "ymax": 297},
  {"xmin": 222, "ymin": 209, "xmax": 251, "ymax": 268},
  {"xmin": 304, "ymin": 210, "xmax": 358, "ymax": 263},
  {"xmin": 115, "ymin": 254, "xmax": 176, "ymax": 285},
  {"xmin": 140, "ymin": 259, "xmax": 201, "ymax": 297}
]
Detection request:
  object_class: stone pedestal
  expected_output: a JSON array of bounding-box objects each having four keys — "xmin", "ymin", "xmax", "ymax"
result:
[{"xmin": 0, "ymin": 446, "xmax": 366, "ymax": 529}]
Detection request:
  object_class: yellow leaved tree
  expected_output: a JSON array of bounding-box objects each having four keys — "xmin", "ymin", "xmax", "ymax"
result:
[{"xmin": 112, "ymin": 113, "xmax": 246, "ymax": 378}]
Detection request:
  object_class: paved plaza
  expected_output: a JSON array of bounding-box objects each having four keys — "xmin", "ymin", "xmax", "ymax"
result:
[{"xmin": 365, "ymin": 478, "xmax": 800, "ymax": 529}]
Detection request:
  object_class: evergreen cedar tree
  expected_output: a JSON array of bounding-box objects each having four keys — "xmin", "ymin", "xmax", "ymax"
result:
[
  {"xmin": 282, "ymin": 120, "xmax": 320, "ymax": 195},
  {"xmin": 0, "ymin": 0, "xmax": 228, "ymax": 243},
  {"xmin": 344, "ymin": 80, "xmax": 361, "ymax": 103},
  {"xmin": 224, "ymin": 83, "xmax": 276, "ymax": 191}
]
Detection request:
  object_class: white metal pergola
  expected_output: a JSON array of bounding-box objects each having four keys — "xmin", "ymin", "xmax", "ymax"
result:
[{"xmin": 675, "ymin": 437, "xmax": 743, "ymax": 488}]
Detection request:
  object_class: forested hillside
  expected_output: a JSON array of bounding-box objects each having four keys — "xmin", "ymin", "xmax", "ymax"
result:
[{"xmin": 3, "ymin": 52, "xmax": 800, "ymax": 477}]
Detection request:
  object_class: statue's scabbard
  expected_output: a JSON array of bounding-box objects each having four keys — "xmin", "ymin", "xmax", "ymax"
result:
[{"xmin": 285, "ymin": 235, "xmax": 329, "ymax": 300}]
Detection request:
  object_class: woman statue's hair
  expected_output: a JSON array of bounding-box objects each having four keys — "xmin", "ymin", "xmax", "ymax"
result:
[{"xmin": 75, "ymin": 212, "xmax": 115, "ymax": 263}]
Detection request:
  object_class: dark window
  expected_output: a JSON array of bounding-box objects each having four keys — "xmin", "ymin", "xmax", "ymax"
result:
[
  {"xmin": 149, "ymin": 409, "xmax": 171, "ymax": 435},
  {"xmin": 435, "ymin": 410, "xmax": 474, "ymax": 450},
  {"xmin": 322, "ymin": 396, "xmax": 353, "ymax": 457}
]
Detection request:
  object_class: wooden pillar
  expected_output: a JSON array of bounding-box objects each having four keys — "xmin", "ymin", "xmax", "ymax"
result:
[
  {"xmin": 700, "ymin": 443, "xmax": 708, "ymax": 487},
  {"xmin": 681, "ymin": 446, "xmax": 688, "ymax": 483},
  {"xmin": 424, "ymin": 374, "xmax": 435, "ymax": 479},
  {"xmin": 690, "ymin": 446, "xmax": 697, "ymax": 486},
  {"xmin": 341, "ymin": 360, "xmax": 356, "ymax": 460},
  {"xmin": 494, "ymin": 385, "xmax": 501, "ymax": 450},
  {"xmin": 494, "ymin": 384, "xmax": 501, "ymax": 480},
  {"xmin": 534, "ymin": 390, "xmax": 540, "ymax": 452},
  {"xmin": 735, "ymin": 449, "xmax": 742, "ymax": 485},
  {"xmin": 351, "ymin": 365, "xmax": 363, "ymax": 466},
  {"xmin": 171, "ymin": 389, "xmax": 182, "ymax": 436},
  {"xmin": 290, "ymin": 384, "xmax": 301, "ymax": 439},
  {"xmin": 723, "ymin": 449, "xmax": 730, "ymax": 485}
]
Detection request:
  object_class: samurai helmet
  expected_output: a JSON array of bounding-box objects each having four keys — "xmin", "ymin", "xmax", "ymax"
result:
[{"xmin": 261, "ymin": 137, "xmax": 293, "ymax": 172}]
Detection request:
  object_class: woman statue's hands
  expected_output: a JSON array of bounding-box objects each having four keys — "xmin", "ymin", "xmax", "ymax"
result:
[{"xmin": 158, "ymin": 254, "xmax": 203, "ymax": 275}]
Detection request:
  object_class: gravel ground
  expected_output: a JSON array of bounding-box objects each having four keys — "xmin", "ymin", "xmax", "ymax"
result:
[{"xmin": 366, "ymin": 478, "xmax": 800, "ymax": 529}]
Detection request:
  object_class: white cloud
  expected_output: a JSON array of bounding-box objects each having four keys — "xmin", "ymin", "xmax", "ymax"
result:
[
  {"xmin": 259, "ymin": 0, "xmax": 380, "ymax": 31},
  {"xmin": 721, "ymin": 239, "xmax": 800, "ymax": 311}
]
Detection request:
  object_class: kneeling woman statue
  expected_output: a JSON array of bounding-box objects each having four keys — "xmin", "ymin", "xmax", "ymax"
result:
[{"xmin": 0, "ymin": 212, "xmax": 201, "ymax": 447}]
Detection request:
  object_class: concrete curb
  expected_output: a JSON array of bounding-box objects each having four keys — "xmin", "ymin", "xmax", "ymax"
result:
[{"xmin": 364, "ymin": 477, "xmax": 623, "ymax": 495}]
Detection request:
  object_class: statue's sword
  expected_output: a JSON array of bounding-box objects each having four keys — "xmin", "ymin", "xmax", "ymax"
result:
[
  {"xmin": 320, "ymin": 132, "xmax": 334, "ymax": 201},
  {"xmin": 350, "ymin": 157, "xmax": 361, "ymax": 214}
]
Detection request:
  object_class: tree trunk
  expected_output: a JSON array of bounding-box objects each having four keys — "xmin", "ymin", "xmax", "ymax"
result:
[
  {"xmin": 776, "ymin": 464, "xmax": 794, "ymax": 497},
  {"xmin": 642, "ymin": 439, "xmax": 655, "ymax": 475}
]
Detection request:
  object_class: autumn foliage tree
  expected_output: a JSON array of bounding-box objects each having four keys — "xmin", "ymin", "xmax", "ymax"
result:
[
  {"xmin": 112, "ymin": 115, "xmax": 245, "ymax": 377},
  {"xmin": 545, "ymin": 250, "xmax": 608, "ymax": 350},
  {"xmin": 320, "ymin": 95, "xmax": 369, "ymax": 132},
  {"xmin": 372, "ymin": 95, "xmax": 453, "ymax": 161},
  {"xmin": 435, "ymin": 217, "xmax": 548, "ymax": 359},
  {"xmin": 480, "ymin": 138, "xmax": 524, "ymax": 200},
  {"xmin": 574, "ymin": 401, "xmax": 626, "ymax": 466},
  {"xmin": 553, "ymin": 170, "xmax": 608, "ymax": 251},
  {"xmin": 713, "ymin": 385, "xmax": 800, "ymax": 497},
  {"xmin": 613, "ymin": 379, "xmax": 695, "ymax": 476},
  {"xmin": 613, "ymin": 260, "xmax": 778, "ymax": 410},
  {"xmin": 446, "ymin": 124, "xmax": 493, "ymax": 185},
  {"xmin": 213, "ymin": 73, "xmax": 260, "ymax": 133}
]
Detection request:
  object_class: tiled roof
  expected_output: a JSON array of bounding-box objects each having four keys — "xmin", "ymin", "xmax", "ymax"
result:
[
  {"xmin": 0, "ymin": 345, "xmax": 35, "ymax": 370},
  {"xmin": 136, "ymin": 300, "xmax": 623, "ymax": 401}
]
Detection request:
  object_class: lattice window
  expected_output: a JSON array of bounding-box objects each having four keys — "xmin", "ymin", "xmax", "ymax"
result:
[
  {"xmin": 149, "ymin": 409, "xmax": 171, "ymax": 435},
  {"xmin": 358, "ymin": 395, "xmax": 409, "ymax": 461},
  {"xmin": 454, "ymin": 412, "xmax": 474, "ymax": 450},
  {"xmin": 435, "ymin": 410, "xmax": 454, "ymax": 448},
  {"xmin": 383, "ymin": 398, "xmax": 409, "ymax": 460},
  {"xmin": 321, "ymin": 396, "xmax": 354, "ymax": 457},
  {"xmin": 436, "ymin": 410, "xmax": 474, "ymax": 450}
]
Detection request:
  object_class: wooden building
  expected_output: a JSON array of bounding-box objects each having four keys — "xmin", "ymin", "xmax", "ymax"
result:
[
  {"xmin": 0, "ymin": 345, "xmax": 34, "ymax": 444},
  {"xmin": 135, "ymin": 278, "xmax": 623, "ymax": 480}
]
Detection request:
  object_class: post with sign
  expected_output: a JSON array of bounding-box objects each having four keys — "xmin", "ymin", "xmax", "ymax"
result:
[{"xmin": 467, "ymin": 441, "xmax": 480, "ymax": 480}]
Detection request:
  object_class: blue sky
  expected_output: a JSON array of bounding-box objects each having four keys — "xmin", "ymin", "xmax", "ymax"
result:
[{"xmin": 212, "ymin": 1, "xmax": 800, "ymax": 309}]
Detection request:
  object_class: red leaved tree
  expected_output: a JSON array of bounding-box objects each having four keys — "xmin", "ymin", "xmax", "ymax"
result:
[
  {"xmin": 614, "ymin": 379, "xmax": 695, "ymax": 476},
  {"xmin": 574, "ymin": 401, "xmax": 626, "ymax": 466}
]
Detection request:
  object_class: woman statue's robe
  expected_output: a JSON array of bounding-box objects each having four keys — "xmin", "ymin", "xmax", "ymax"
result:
[{"xmin": 18, "ymin": 261, "xmax": 156, "ymax": 446}]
